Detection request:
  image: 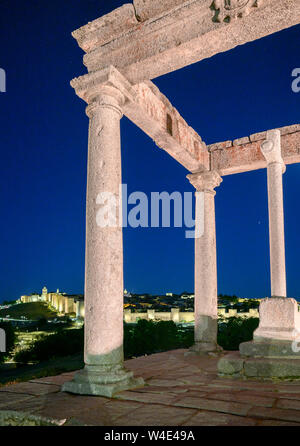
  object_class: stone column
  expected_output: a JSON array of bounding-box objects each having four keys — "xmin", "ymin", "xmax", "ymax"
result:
[
  {"xmin": 63, "ymin": 85, "xmax": 143, "ymax": 397},
  {"xmin": 249, "ymin": 130, "xmax": 300, "ymax": 344},
  {"xmin": 261, "ymin": 129, "xmax": 286, "ymax": 297},
  {"xmin": 186, "ymin": 170, "xmax": 223, "ymax": 354}
]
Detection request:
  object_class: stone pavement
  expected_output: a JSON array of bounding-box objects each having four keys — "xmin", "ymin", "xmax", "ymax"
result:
[{"xmin": 2, "ymin": 349, "xmax": 300, "ymax": 426}]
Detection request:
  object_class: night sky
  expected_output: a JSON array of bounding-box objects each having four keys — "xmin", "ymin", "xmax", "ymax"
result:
[{"xmin": 1, "ymin": 0, "xmax": 299, "ymax": 302}]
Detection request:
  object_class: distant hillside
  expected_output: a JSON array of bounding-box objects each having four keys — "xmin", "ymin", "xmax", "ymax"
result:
[{"xmin": 0, "ymin": 302, "xmax": 57, "ymax": 320}]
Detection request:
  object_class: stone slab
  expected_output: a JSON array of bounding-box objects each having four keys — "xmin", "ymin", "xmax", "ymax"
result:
[
  {"xmin": 259, "ymin": 419, "xmax": 300, "ymax": 426},
  {"xmin": 240, "ymin": 340, "xmax": 300, "ymax": 358},
  {"xmin": 62, "ymin": 376, "xmax": 144, "ymax": 398},
  {"xmin": 102, "ymin": 400, "xmax": 142, "ymax": 423},
  {"xmin": 205, "ymin": 391, "xmax": 275, "ymax": 408},
  {"xmin": 115, "ymin": 390, "xmax": 177, "ymax": 405},
  {"xmin": 182, "ymin": 410, "xmax": 256, "ymax": 426},
  {"xmin": 174, "ymin": 396, "xmax": 251, "ymax": 416},
  {"xmin": 33, "ymin": 392, "xmax": 109, "ymax": 426},
  {"xmin": 115, "ymin": 404, "xmax": 197, "ymax": 426},
  {"xmin": 0, "ymin": 393, "xmax": 35, "ymax": 409},
  {"xmin": 244, "ymin": 358, "xmax": 300, "ymax": 378},
  {"xmin": 218, "ymin": 352, "xmax": 300, "ymax": 379},
  {"xmin": 248, "ymin": 406, "xmax": 300, "ymax": 424},
  {"xmin": 0, "ymin": 382, "xmax": 60, "ymax": 395},
  {"xmin": 218, "ymin": 353, "xmax": 244, "ymax": 374}
]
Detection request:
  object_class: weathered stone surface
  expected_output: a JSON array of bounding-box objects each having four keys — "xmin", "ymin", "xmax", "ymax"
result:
[
  {"xmin": 72, "ymin": 4, "xmax": 138, "ymax": 52},
  {"xmin": 182, "ymin": 410, "xmax": 256, "ymax": 426},
  {"xmin": 2, "ymin": 396, "xmax": 45, "ymax": 414},
  {"xmin": 4, "ymin": 351, "xmax": 300, "ymax": 426},
  {"xmin": 250, "ymin": 130, "xmax": 267, "ymax": 142},
  {"xmin": 276, "ymin": 398, "xmax": 300, "ymax": 410},
  {"xmin": 240, "ymin": 340, "xmax": 300, "ymax": 358},
  {"xmin": 244, "ymin": 358, "xmax": 300, "ymax": 378},
  {"xmin": 0, "ymin": 411, "xmax": 61, "ymax": 426},
  {"xmin": 279, "ymin": 124, "xmax": 300, "ymax": 136},
  {"xmin": 71, "ymin": 67, "xmax": 209, "ymax": 173},
  {"xmin": 101, "ymin": 400, "xmax": 142, "ymax": 423},
  {"xmin": 211, "ymin": 127, "xmax": 300, "ymax": 175},
  {"xmin": 218, "ymin": 350, "xmax": 300, "ymax": 379},
  {"xmin": 115, "ymin": 404, "xmax": 197, "ymax": 426},
  {"xmin": 63, "ymin": 374, "xmax": 144, "ymax": 398},
  {"xmin": 207, "ymin": 141, "xmax": 232, "ymax": 151},
  {"xmin": 253, "ymin": 298, "xmax": 300, "ymax": 341},
  {"xmin": 0, "ymin": 382, "xmax": 60, "ymax": 395},
  {"xmin": 186, "ymin": 171, "xmax": 222, "ymax": 353},
  {"xmin": 34, "ymin": 392, "xmax": 109, "ymax": 426},
  {"xmin": 259, "ymin": 419, "xmax": 300, "ymax": 426},
  {"xmin": 0, "ymin": 393, "xmax": 36, "ymax": 409},
  {"xmin": 205, "ymin": 391, "xmax": 275, "ymax": 408},
  {"xmin": 260, "ymin": 131, "xmax": 287, "ymax": 298},
  {"xmin": 146, "ymin": 378, "xmax": 183, "ymax": 387},
  {"xmin": 233, "ymin": 136, "xmax": 250, "ymax": 146},
  {"xmin": 174, "ymin": 395, "xmax": 251, "ymax": 416},
  {"xmin": 248, "ymin": 406, "xmax": 300, "ymax": 423},
  {"xmin": 218, "ymin": 353, "xmax": 244, "ymax": 375},
  {"xmin": 133, "ymin": 0, "xmax": 187, "ymax": 22},
  {"xmin": 116, "ymin": 390, "xmax": 178, "ymax": 405},
  {"xmin": 72, "ymin": 0, "xmax": 300, "ymax": 83}
]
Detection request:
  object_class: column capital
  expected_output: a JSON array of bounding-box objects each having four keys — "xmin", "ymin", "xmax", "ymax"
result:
[
  {"xmin": 85, "ymin": 86, "xmax": 124, "ymax": 118},
  {"xmin": 187, "ymin": 170, "xmax": 222, "ymax": 193},
  {"xmin": 261, "ymin": 129, "xmax": 286, "ymax": 173},
  {"xmin": 71, "ymin": 65, "xmax": 133, "ymax": 109}
]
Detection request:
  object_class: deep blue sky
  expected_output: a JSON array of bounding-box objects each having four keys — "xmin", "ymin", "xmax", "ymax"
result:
[{"xmin": 0, "ymin": 1, "xmax": 299, "ymax": 301}]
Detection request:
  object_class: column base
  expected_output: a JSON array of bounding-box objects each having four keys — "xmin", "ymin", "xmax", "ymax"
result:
[
  {"xmin": 240, "ymin": 339, "xmax": 300, "ymax": 359},
  {"xmin": 218, "ymin": 351, "xmax": 300, "ymax": 379},
  {"xmin": 218, "ymin": 297, "xmax": 300, "ymax": 379},
  {"xmin": 185, "ymin": 315, "xmax": 222, "ymax": 356},
  {"xmin": 185, "ymin": 341, "xmax": 223, "ymax": 357},
  {"xmin": 62, "ymin": 364, "xmax": 144, "ymax": 398},
  {"xmin": 253, "ymin": 297, "xmax": 300, "ymax": 342}
]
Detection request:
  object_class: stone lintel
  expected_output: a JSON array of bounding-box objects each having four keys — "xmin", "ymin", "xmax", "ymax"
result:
[
  {"xmin": 211, "ymin": 126, "xmax": 300, "ymax": 176},
  {"xmin": 72, "ymin": 4, "xmax": 138, "ymax": 52},
  {"xmin": 71, "ymin": 66, "xmax": 209, "ymax": 172},
  {"xmin": 71, "ymin": 0, "xmax": 300, "ymax": 84}
]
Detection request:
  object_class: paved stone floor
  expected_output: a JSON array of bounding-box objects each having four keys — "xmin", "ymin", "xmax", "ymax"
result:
[{"xmin": 2, "ymin": 349, "xmax": 300, "ymax": 426}]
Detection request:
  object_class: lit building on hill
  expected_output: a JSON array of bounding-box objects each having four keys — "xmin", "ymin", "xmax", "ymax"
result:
[{"xmin": 20, "ymin": 287, "xmax": 84, "ymax": 318}]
